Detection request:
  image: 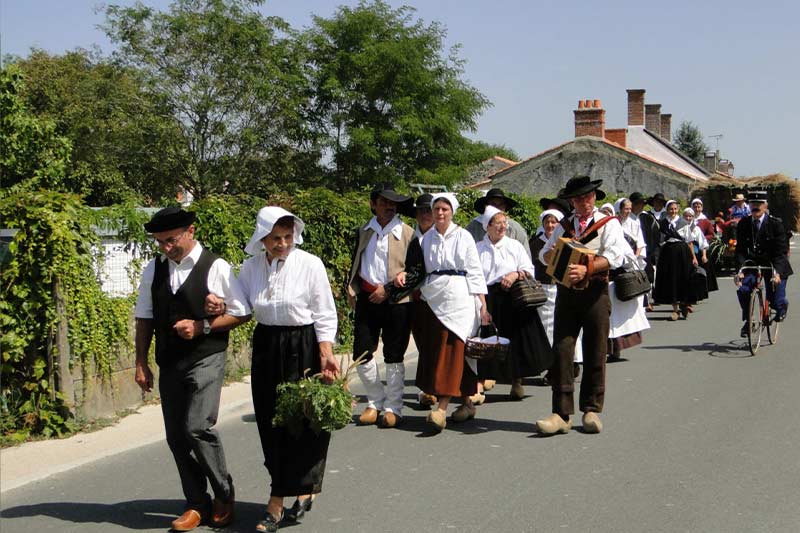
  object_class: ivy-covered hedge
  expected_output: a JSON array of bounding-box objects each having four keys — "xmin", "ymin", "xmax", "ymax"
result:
[{"xmin": 0, "ymin": 187, "xmax": 554, "ymax": 441}]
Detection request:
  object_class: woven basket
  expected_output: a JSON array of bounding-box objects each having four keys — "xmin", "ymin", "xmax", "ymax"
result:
[{"xmin": 465, "ymin": 323, "xmax": 510, "ymax": 361}]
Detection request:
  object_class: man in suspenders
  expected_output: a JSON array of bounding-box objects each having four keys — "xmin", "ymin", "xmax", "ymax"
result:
[{"xmin": 535, "ymin": 176, "xmax": 629, "ymax": 435}]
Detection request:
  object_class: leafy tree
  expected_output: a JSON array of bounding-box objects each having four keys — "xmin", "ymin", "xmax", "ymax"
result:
[
  {"xmin": 305, "ymin": 0, "xmax": 490, "ymax": 190},
  {"xmin": 0, "ymin": 65, "xmax": 72, "ymax": 191},
  {"xmin": 13, "ymin": 49, "xmax": 182, "ymax": 205},
  {"xmin": 673, "ymin": 120, "xmax": 709, "ymax": 164},
  {"xmin": 103, "ymin": 0, "xmax": 322, "ymax": 199}
]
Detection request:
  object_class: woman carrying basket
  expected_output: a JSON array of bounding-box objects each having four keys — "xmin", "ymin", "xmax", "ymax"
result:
[
  {"xmin": 475, "ymin": 206, "xmax": 552, "ymax": 401},
  {"xmin": 394, "ymin": 193, "xmax": 490, "ymax": 433}
]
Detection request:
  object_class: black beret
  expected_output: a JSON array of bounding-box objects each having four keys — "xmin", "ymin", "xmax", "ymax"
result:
[{"xmin": 144, "ymin": 207, "xmax": 196, "ymax": 233}]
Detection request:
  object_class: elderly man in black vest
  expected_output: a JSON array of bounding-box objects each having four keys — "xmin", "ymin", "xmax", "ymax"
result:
[
  {"xmin": 535, "ymin": 176, "xmax": 629, "ymax": 435},
  {"xmin": 134, "ymin": 207, "xmax": 250, "ymax": 532}
]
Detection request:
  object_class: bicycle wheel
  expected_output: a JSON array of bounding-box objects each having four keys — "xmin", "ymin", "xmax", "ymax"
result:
[
  {"xmin": 767, "ymin": 307, "xmax": 781, "ymax": 344},
  {"xmin": 747, "ymin": 289, "xmax": 764, "ymax": 355}
]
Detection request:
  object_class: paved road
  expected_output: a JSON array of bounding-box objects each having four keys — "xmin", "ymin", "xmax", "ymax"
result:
[{"xmin": 2, "ymin": 245, "xmax": 799, "ymax": 532}]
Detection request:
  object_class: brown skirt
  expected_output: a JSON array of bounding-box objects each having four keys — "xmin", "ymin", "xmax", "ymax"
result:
[{"xmin": 414, "ymin": 302, "xmax": 478, "ymax": 398}]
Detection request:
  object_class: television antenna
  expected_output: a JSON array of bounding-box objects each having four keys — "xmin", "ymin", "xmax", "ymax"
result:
[{"xmin": 708, "ymin": 134, "xmax": 724, "ymax": 152}]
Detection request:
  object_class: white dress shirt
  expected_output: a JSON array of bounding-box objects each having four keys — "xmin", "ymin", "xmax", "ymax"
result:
[
  {"xmin": 134, "ymin": 242, "xmax": 250, "ymax": 319},
  {"xmin": 539, "ymin": 209, "xmax": 628, "ymax": 270},
  {"xmin": 620, "ymin": 214, "xmax": 647, "ymax": 256},
  {"xmin": 359, "ymin": 216, "xmax": 403, "ymax": 286},
  {"xmin": 476, "ymin": 235, "xmax": 535, "ymax": 285},
  {"xmin": 238, "ymin": 248, "xmax": 338, "ymax": 343}
]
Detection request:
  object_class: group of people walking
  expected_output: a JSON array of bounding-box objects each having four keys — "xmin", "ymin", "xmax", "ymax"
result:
[{"xmin": 133, "ymin": 178, "xmax": 791, "ymax": 532}]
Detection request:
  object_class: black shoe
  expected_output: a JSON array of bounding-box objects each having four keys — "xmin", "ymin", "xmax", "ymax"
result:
[
  {"xmin": 775, "ymin": 302, "xmax": 788, "ymax": 322},
  {"xmin": 255, "ymin": 510, "xmax": 283, "ymax": 532},
  {"xmin": 740, "ymin": 323, "xmax": 748, "ymax": 337},
  {"xmin": 286, "ymin": 497, "xmax": 313, "ymax": 521}
]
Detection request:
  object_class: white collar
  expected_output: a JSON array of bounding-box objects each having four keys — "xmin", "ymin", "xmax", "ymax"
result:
[
  {"xmin": 433, "ymin": 221, "xmax": 460, "ymax": 239},
  {"xmin": 482, "ymin": 234, "xmax": 507, "ymax": 249},
  {"xmin": 162, "ymin": 241, "xmax": 202, "ymax": 266},
  {"xmin": 366, "ymin": 216, "xmax": 402, "ymax": 239}
]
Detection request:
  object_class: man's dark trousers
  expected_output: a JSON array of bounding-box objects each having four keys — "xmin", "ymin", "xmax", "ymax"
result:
[
  {"xmin": 551, "ymin": 281, "xmax": 611, "ymax": 415},
  {"xmin": 159, "ymin": 350, "xmax": 231, "ymax": 510}
]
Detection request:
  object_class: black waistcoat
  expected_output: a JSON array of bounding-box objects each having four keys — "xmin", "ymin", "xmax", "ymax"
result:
[{"xmin": 151, "ymin": 248, "xmax": 229, "ymax": 367}]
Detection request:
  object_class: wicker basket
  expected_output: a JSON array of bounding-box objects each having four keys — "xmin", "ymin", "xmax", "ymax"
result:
[{"xmin": 465, "ymin": 323, "xmax": 510, "ymax": 361}]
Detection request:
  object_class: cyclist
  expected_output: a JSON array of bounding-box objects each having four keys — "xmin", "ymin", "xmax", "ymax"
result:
[{"xmin": 735, "ymin": 190, "xmax": 792, "ymax": 337}]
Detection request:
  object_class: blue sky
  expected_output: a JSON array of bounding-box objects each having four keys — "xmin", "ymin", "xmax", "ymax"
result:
[{"xmin": 2, "ymin": 0, "xmax": 798, "ymax": 179}]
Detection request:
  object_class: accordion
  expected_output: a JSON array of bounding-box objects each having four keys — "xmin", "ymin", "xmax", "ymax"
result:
[{"xmin": 546, "ymin": 237, "xmax": 596, "ymax": 288}]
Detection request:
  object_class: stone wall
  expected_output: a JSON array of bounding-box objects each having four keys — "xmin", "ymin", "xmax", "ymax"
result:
[
  {"xmin": 67, "ymin": 316, "xmax": 252, "ymax": 420},
  {"xmin": 489, "ymin": 137, "xmax": 699, "ymax": 201}
]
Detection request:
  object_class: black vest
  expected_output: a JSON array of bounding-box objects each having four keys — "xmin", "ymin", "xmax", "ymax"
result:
[{"xmin": 151, "ymin": 247, "xmax": 229, "ymax": 367}]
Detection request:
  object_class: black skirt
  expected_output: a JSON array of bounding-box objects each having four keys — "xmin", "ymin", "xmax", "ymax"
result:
[
  {"xmin": 478, "ymin": 283, "xmax": 554, "ymax": 382},
  {"xmin": 654, "ymin": 241, "xmax": 694, "ymax": 305},
  {"xmin": 251, "ymin": 323, "xmax": 330, "ymax": 497}
]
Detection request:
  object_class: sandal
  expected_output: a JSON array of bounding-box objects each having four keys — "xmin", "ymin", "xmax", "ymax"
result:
[
  {"xmin": 255, "ymin": 509, "xmax": 283, "ymax": 532},
  {"xmin": 286, "ymin": 496, "xmax": 314, "ymax": 521}
]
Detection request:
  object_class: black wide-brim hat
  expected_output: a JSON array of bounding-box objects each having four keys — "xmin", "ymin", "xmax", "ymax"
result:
[
  {"xmin": 144, "ymin": 207, "xmax": 196, "ymax": 233},
  {"xmin": 415, "ymin": 193, "xmax": 434, "ymax": 209},
  {"xmin": 557, "ymin": 175, "xmax": 605, "ymax": 201},
  {"xmin": 629, "ymin": 191, "xmax": 646, "ymax": 203},
  {"xmin": 370, "ymin": 182, "xmax": 414, "ymax": 216},
  {"xmin": 646, "ymin": 192, "xmax": 666, "ymax": 206},
  {"xmin": 538, "ymin": 197, "xmax": 571, "ymax": 215},
  {"xmin": 474, "ymin": 188, "xmax": 518, "ymax": 214}
]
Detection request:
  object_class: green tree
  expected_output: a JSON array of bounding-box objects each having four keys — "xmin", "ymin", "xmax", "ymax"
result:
[
  {"xmin": 306, "ymin": 0, "xmax": 490, "ymax": 189},
  {"xmin": 0, "ymin": 65, "xmax": 71, "ymax": 191},
  {"xmin": 103, "ymin": 0, "xmax": 322, "ymax": 199},
  {"xmin": 673, "ymin": 120, "xmax": 709, "ymax": 164},
  {"xmin": 13, "ymin": 49, "xmax": 182, "ymax": 205}
]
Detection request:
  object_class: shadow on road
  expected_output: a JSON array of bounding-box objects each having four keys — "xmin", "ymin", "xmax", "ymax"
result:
[
  {"xmin": 643, "ymin": 340, "xmax": 753, "ymax": 358},
  {"xmin": 0, "ymin": 499, "xmax": 300, "ymax": 532}
]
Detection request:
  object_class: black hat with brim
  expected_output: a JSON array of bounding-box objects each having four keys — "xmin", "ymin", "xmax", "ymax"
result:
[
  {"xmin": 538, "ymin": 197, "xmax": 571, "ymax": 214},
  {"xmin": 415, "ymin": 193, "xmax": 434, "ymax": 209},
  {"xmin": 370, "ymin": 182, "xmax": 414, "ymax": 216},
  {"xmin": 748, "ymin": 190, "xmax": 768, "ymax": 203},
  {"xmin": 144, "ymin": 207, "xmax": 196, "ymax": 233},
  {"xmin": 557, "ymin": 175, "xmax": 606, "ymax": 201},
  {"xmin": 646, "ymin": 192, "xmax": 666, "ymax": 206},
  {"xmin": 474, "ymin": 188, "xmax": 518, "ymax": 214},
  {"xmin": 629, "ymin": 192, "xmax": 646, "ymax": 204}
]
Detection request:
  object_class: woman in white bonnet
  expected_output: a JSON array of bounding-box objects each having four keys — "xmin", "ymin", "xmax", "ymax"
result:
[{"xmin": 208, "ymin": 206, "xmax": 339, "ymax": 531}]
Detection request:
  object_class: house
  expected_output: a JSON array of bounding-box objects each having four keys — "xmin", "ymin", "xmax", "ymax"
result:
[{"xmin": 468, "ymin": 89, "xmax": 712, "ymax": 201}]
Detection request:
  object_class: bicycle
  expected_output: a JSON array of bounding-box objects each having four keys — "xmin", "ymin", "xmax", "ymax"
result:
[{"xmin": 736, "ymin": 262, "xmax": 780, "ymax": 355}]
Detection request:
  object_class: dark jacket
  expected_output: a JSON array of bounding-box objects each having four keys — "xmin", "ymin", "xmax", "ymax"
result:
[{"xmin": 735, "ymin": 214, "xmax": 793, "ymax": 278}]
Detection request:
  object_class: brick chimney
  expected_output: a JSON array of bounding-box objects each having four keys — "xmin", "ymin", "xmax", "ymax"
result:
[
  {"xmin": 660, "ymin": 113, "xmax": 672, "ymax": 143},
  {"xmin": 574, "ymin": 99, "xmax": 606, "ymax": 138},
  {"xmin": 627, "ymin": 89, "xmax": 645, "ymax": 126},
  {"xmin": 703, "ymin": 151, "xmax": 718, "ymax": 173},
  {"xmin": 645, "ymin": 104, "xmax": 662, "ymax": 135}
]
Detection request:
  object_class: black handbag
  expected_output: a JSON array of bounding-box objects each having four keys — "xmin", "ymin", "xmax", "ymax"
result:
[
  {"xmin": 613, "ymin": 260, "xmax": 651, "ymax": 301},
  {"xmin": 510, "ymin": 276, "xmax": 548, "ymax": 309}
]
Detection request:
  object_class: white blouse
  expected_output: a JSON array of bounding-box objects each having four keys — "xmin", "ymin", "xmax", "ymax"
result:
[
  {"xmin": 421, "ymin": 223, "xmax": 487, "ymax": 295},
  {"xmin": 476, "ymin": 235, "xmax": 535, "ymax": 286},
  {"xmin": 238, "ymin": 248, "xmax": 338, "ymax": 343},
  {"xmin": 620, "ymin": 214, "xmax": 647, "ymax": 256},
  {"xmin": 677, "ymin": 224, "xmax": 709, "ymax": 251}
]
